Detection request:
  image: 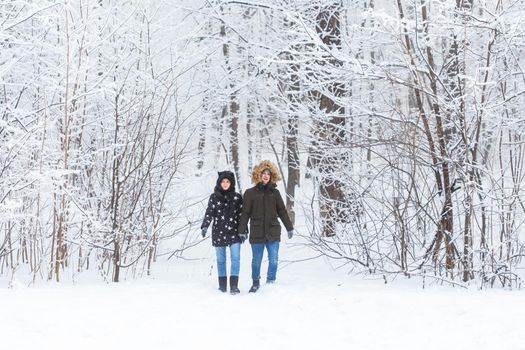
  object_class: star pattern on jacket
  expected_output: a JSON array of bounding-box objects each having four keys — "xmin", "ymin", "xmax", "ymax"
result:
[{"xmin": 201, "ymin": 191, "xmax": 243, "ymax": 247}]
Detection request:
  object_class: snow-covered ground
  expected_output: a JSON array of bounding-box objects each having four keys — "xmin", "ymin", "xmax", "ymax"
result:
[{"xmin": 2, "ymin": 238, "xmax": 525, "ymax": 350}]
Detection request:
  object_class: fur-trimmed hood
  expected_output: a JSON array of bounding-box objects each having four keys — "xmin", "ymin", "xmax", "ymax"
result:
[{"xmin": 251, "ymin": 160, "xmax": 281, "ymax": 184}]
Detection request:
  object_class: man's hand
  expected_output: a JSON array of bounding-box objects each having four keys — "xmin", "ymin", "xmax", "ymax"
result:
[{"xmin": 239, "ymin": 232, "xmax": 248, "ymax": 243}]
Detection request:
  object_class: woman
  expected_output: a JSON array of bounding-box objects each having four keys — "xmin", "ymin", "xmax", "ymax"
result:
[
  {"xmin": 201, "ymin": 171, "xmax": 245, "ymax": 294},
  {"xmin": 238, "ymin": 160, "xmax": 294, "ymax": 293}
]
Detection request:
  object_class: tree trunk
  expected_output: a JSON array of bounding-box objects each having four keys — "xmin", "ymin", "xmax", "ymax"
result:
[
  {"xmin": 286, "ymin": 115, "xmax": 300, "ymax": 225},
  {"xmin": 315, "ymin": 3, "xmax": 346, "ymax": 237},
  {"xmin": 284, "ymin": 26, "xmax": 301, "ymax": 224},
  {"xmin": 221, "ymin": 15, "xmax": 242, "ymax": 189}
]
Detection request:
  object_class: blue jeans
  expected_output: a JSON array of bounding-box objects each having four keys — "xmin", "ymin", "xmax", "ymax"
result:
[
  {"xmin": 215, "ymin": 243, "xmax": 241, "ymax": 277},
  {"xmin": 251, "ymin": 240, "xmax": 280, "ymax": 282}
]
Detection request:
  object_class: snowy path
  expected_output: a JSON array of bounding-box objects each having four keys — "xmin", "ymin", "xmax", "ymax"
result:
[{"xmin": 2, "ymin": 250, "xmax": 525, "ymax": 350}]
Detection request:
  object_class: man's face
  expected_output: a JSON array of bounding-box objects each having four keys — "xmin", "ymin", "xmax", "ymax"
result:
[{"xmin": 260, "ymin": 171, "xmax": 271, "ymax": 184}]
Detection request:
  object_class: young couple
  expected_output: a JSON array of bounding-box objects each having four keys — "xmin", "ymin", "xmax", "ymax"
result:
[{"xmin": 201, "ymin": 160, "xmax": 294, "ymax": 294}]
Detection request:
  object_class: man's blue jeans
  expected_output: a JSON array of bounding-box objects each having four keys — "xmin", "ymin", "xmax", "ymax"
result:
[
  {"xmin": 251, "ymin": 240, "xmax": 280, "ymax": 282},
  {"xmin": 215, "ymin": 243, "xmax": 241, "ymax": 277}
]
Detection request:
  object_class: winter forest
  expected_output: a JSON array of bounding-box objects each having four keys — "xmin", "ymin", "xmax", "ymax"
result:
[{"xmin": 1, "ymin": 0, "xmax": 525, "ymax": 289}]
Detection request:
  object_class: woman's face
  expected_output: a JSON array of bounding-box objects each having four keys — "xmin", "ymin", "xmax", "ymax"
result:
[
  {"xmin": 260, "ymin": 171, "xmax": 271, "ymax": 185},
  {"xmin": 220, "ymin": 178, "xmax": 231, "ymax": 191}
]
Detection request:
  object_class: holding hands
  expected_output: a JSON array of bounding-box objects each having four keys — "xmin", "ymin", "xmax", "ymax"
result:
[{"xmin": 238, "ymin": 231, "xmax": 248, "ymax": 244}]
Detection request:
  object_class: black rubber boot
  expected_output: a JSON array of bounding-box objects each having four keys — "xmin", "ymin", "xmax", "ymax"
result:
[
  {"xmin": 249, "ymin": 279, "xmax": 260, "ymax": 293},
  {"xmin": 230, "ymin": 276, "xmax": 240, "ymax": 295},
  {"xmin": 218, "ymin": 276, "xmax": 227, "ymax": 293}
]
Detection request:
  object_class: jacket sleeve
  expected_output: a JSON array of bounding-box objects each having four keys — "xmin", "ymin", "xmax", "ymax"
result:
[
  {"xmin": 201, "ymin": 194, "xmax": 215, "ymax": 229},
  {"xmin": 235, "ymin": 194, "xmax": 243, "ymax": 224},
  {"xmin": 238, "ymin": 190, "xmax": 252, "ymax": 234},
  {"xmin": 276, "ymin": 190, "xmax": 294, "ymax": 231}
]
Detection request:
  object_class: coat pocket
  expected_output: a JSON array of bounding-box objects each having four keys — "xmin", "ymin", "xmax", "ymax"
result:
[
  {"xmin": 250, "ymin": 218, "xmax": 264, "ymax": 237},
  {"xmin": 269, "ymin": 218, "xmax": 281, "ymax": 237}
]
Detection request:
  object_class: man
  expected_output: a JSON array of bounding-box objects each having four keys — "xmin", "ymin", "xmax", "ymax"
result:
[{"xmin": 238, "ymin": 160, "xmax": 294, "ymax": 293}]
